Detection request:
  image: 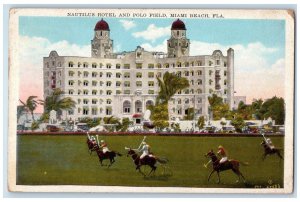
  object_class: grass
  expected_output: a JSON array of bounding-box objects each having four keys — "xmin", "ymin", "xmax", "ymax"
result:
[{"xmin": 16, "ymin": 135, "xmax": 284, "ymax": 188}]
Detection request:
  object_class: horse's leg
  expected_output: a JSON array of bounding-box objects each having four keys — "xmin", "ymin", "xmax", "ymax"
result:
[
  {"xmin": 262, "ymin": 153, "xmax": 267, "ymax": 161},
  {"xmin": 207, "ymin": 170, "xmax": 215, "ymax": 182},
  {"xmin": 277, "ymin": 150, "xmax": 283, "ymax": 160},
  {"xmin": 217, "ymin": 171, "xmax": 221, "ymax": 184}
]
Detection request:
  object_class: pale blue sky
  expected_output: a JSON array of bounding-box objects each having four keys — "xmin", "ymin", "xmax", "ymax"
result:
[{"xmin": 19, "ymin": 17, "xmax": 285, "ymax": 63}]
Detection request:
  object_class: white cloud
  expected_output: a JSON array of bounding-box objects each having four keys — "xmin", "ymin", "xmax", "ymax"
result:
[
  {"xmin": 139, "ymin": 40, "xmax": 167, "ymax": 53},
  {"xmin": 119, "ymin": 20, "xmax": 136, "ymax": 30},
  {"xmin": 18, "ymin": 35, "xmax": 90, "ymax": 111},
  {"xmin": 132, "ymin": 24, "xmax": 170, "ymax": 42}
]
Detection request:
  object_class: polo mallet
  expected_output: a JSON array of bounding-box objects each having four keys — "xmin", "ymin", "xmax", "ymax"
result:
[
  {"xmin": 137, "ymin": 136, "xmax": 147, "ymax": 150},
  {"xmin": 203, "ymin": 160, "xmax": 211, "ymax": 168},
  {"xmin": 96, "ymin": 135, "xmax": 100, "ymax": 147}
]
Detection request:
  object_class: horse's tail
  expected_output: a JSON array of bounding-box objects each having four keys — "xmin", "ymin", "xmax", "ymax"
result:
[{"xmin": 157, "ymin": 157, "xmax": 169, "ymax": 164}]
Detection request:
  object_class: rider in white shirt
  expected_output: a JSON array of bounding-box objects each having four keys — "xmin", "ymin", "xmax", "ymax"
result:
[
  {"xmin": 100, "ymin": 140, "xmax": 110, "ymax": 154},
  {"xmin": 139, "ymin": 141, "xmax": 150, "ymax": 160}
]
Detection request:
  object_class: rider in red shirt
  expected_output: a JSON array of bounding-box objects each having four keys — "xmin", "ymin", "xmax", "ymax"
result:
[{"xmin": 217, "ymin": 145, "xmax": 228, "ymax": 166}]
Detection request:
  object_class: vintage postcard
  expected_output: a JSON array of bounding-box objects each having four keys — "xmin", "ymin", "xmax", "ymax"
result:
[{"xmin": 8, "ymin": 8, "xmax": 294, "ymax": 193}]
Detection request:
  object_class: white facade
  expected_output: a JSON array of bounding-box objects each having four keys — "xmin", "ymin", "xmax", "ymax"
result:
[{"xmin": 43, "ymin": 19, "xmax": 235, "ymax": 122}]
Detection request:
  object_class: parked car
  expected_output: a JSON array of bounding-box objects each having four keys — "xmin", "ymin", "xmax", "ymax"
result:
[
  {"xmin": 46, "ymin": 124, "xmax": 62, "ymax": 132},
  {"xmin": 201, "ymin": 126, "xmax": 217, "ymax": 133},
  {"xmin": 76, "ymin": 123, "xmax": 89, "ymax": 132},
  {"xmin": 221, "ymin": 126, "xmax": 236, "ymax": 133}
]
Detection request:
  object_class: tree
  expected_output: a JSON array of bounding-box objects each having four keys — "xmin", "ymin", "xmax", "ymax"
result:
[
  {"xmin": 40, "ymin": 88, "xmax": 76, "ymax": 117},
  {"xmin": 103, "ymin": 116, "xmax": 120, "ymax": 132},
  {"xmin": 19, "ymin": 96, "xmax": 39, "ymax": 121},
  {"xmin": 149, "ymin": 103, "xmax": 169, "ymax": 131},
  {"xmin": 230, "ymin": 114, "xmax": 246, "ymax": 133},
  {"xmin": 197, "ymin": 116, "xmax": 205, "ymax": 130},
  {"xmin": 118, "ymin": 118, "xmax": 133, "ymax": 132},
  {"xmin": 183, "ymin": 107, "xmax": 195, "ymax": 120},
  {"xmin": 156, "ymin": 72, "xmax": 189, "ymax": 104},
  {"xmin": 259, "ymin": 96, "xmax": 285, "ymax": 124},
  {"xmin": 207, "ymin": 94, "xmax": 231, "ymax": 120}
]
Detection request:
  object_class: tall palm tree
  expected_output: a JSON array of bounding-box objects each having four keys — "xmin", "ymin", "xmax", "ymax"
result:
[
  {"xmin": 39, "ymin": 88, "xmax": 76, "ymax": 115},
  {"xmin": 156, "ymin": 72, "xmax": 189, "ymax": 104},
  {"xmin": 19, "ymin": 96, "xmax": 39, "ymax": 121}
]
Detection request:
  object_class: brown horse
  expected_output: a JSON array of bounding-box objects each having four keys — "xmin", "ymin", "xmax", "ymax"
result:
[
  {"xmin": 95, "ymin": 147, "xmax": 122, "ymax": 167},
  {"xmin": 87, "ymin": 139, "xmax": 98, "ymax": 155},
  {"xmin": 205, "ymin": 150, "xmax": 247, "ymax": 184},
  {"xmin": 261, "ymin": 140, "xmax": 283, "ymax": 160},
  {"xmin": 126, "ymin": 148, "xmax": 168, "ymax": 176}
]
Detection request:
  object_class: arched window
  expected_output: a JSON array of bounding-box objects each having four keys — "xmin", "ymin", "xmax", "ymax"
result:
[
  {"xmin": 68, "ymin": 62, "xmax": 74, "ymax": 67},
  {"xmin": 92, "ymin": 63, "xmax": 97, "ymax": 68},
  {"xmin": 146, "ymin": 100, "xmax": 154, "ymax": 108},
  {"xmin": 123, "ymin": 101, "xmax": 131, "ymax": 113},
  {"xmin": 135, "ymin": 100, "xmax": 142, "ymax": 113}
]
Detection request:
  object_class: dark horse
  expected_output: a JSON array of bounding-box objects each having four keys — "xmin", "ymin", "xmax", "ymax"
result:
[
  {"xmin": 86, "ymin": 139, "xmax": 98, "ymax": 155},
  {"xmin": 126, "ymin": 149, "xmax": 167, "ymax": 176},
  {"xmin": 95, "ymin": 147, "xmax": 122, "ymax": 167},
  {"xmin": 261, "ymin": 140, "xmax": 283, "ymax": 160},
  {"xmin": 205, "ymin": 150, "xmax": 247, "ymax": 184}
]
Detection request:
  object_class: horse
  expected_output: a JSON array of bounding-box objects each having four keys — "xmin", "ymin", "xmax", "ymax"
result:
[
  {"xmin": 126, "ymin": 148, "xmax": 168, "ymax": 176},
  {"xmin": 86, "ymin": 139, "xmax": 98, "ymax": 155},
  {"xmin": 95, "ymin": 147, "xmax": 122, "ymax": 167},
  {"xmin": 205, "ymin": 150, "xmax": 247, "ymax": 184},
  {"xmin": 261, "ymin": 140, "xmax": 283, "ymax": 160}
]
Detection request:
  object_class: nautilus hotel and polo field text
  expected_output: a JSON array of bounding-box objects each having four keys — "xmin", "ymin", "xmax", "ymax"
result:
[{"xmin": 43, "ymin": 19, "xmax": 241, "ymax": 124}]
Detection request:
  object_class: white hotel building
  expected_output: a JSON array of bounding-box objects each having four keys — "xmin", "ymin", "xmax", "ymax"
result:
[{"xmin": 43, "ymin": 19, "xmax": 238, "ymax": 124}]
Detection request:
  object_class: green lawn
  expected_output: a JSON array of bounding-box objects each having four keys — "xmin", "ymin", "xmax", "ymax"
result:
[{"xmin": 16, "ymin": 135, "xmax": 284, "ymax": 188}]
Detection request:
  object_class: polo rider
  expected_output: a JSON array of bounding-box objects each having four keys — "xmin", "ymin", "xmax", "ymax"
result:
[
  {"xmin": 100, "ymin": 140, "xmax": 110, "ymax": 154},
  {"xmin": 217, "ymin": 145, "xmax": 228, "ymax": 167}
]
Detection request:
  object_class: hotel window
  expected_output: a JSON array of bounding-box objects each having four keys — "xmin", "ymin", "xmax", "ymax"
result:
[
  {"xmin": 224, "ymin": 80, "xmax": 227, "ymax": 85},
  {"xmin": 68, "ymin": 80, "xmax": 74, "ymax": 86},
  {"xmin": 77, "ymin": 99, "xmax": 81, "ymax": 104},
  {"xmin": 185, "ymin": 98, "xmax": 189, "ymax": 104},
  {"xmin": 209, "ymin": 70, "xmax": 213, "ymax": 76},
  {"xmin": 165, "ymin": 63, "xmax": 169, "ymax": 68},
  {"xmin": 148, "ymin": 64, "xmax": 154, "ymax": 69},
  {"xmin": 92, "ymin": 72, "xmax": 97, "ymax": 77},
  {"xmin": 198, "ymin": 98, "xmax": 202, "ymax": 103},
  {"xmin": 106, "ymin": 81, "xmax": 112, "ymax": 87},
  {"xmin": 216, "ymin": 60, "xmax": 220, "ymax": 65},
  {"xmin": 78, "ymin": 90, "xmax": 81, "ymax": 95},
  {"xmin": 116, "ymin": 90, "xmax": 121, "ymax": 94},
  {"xmin": 177, "ymin": 62, "xmax": 182, "ymax": 67},
  {"xmin": 83, "ymin": 90, "xmax": 88, "ymax": 95},
  {"xmin": 92, "ymin": 99, "xmax": 97, "ymax": 104},
  {"xmin": 68, "ymin": 110, "xmax": 74, "ymax": 115},
  {"xmin": 184, "ymin": 62, "xmax": 189, "ymax": 67},
  {"xmin": 209, "ymin": 61, "xmax": 213, "ymax": 66},
  {"xmin": 190, "ymin": 89, "xmax": 194, "ymax": 94},
  {"xmin": 92, "ymin": 108, "xmax": 97, "ymax": 115},
  {"xmin": 157, "ymin": 63, "xmax": 162, "ymax": 68},
  {"xmin": 68, "ymin": 62, "xmax": 74, "ymax": 67},
  {"xmin": 106, "ymin": 72, "xmax": 112, "ymax": 78},
  {"xmin": 136, "ymin": 81, "xmax": 142, "ymax": 87},
  {"xmin": 124, "ymin": 72, "xmax": 130, "ymax": 78},
  {"xmin": 124, "ymin": 64, "xmax": 130, "ymax": 69},
  {"xmin": 191, "ymin": 71, "xmax": 194, "ymax": 76},
  {"xmin": 224, "ymin": 62, "xmax": 227, "ymax": 67},
  {"xmin": 148, "ymin": 81, "xmax": 154, "ymax": 87},
  {"xmin": 177, "ymin": 99, "xmax": 181, "ymax": 104},
  {"xmin": 224, "ymin": 71, "xmax": 227, "ymax": 76},
  {"xmin": 78, "ymin": 62, "xmax": 81, "ymax": 67},
  {"xmin": 100, "ymin": 90, "xmax": 103, "ymax": 95},
  {"xmin": 184, "ymin": 71, "xmax": 189, "ymax": 76},
  {"xmin": 83, "ymin": 108, "xmax": 89, "ymax": 115},
  {"xmin": 116, "ymin": 73, "xmax": 121, "ymax": 78},
  {"xmin": 106, "ymin": 107, "xmax": 112, "ymax": 115},
  {"xmin": 197, "ymin": 70, "xmax": 202, "ymax": 76},
  {"xmin": 197, "ymin": 79, "xmax": 202, "ymax": 85},
  {"xmin": 99, "ymin": 72, "xmax": 103, "ymax": 77},
  {"xmin": 68, "ymin": 90, "xmax": 74, "ymax": 95},
  {"xmin": 92, "ymin": 90, "xmax": 97, "ymax": 95},
  {"xmin": 68, "ymin": 71, "xmax": 74, "ymax": 77},
  {"xmin": 106, "ymin": 90, "xmax": 112, "ymax": 95},
  {"xmin": 136, "ymin": 63, "xmax": 142, "ymax": 69},
  {"xmin": 124, "ymin": 90, "xmax": 130, "ymax": 95},
  {"xmin": 148, "ymin": 72, "xmax": 154, "ymax": 78},
  {"xmin": 107, "ymin": 99, "xmax": 112, "ymax": 104},
  {"xmin": 83, "ymin": 81, "xmax": 89, "ymax": 86},
  {"xmin": 224, "ymin": 89, "xmax": 227, "ymax": 95},
  {"xmin": 116, "ymin": 64, "xmax": 121, "ymax": 69},
  {"xmin": 83, "ymin": 71, "xmax": 89, "ymax": 77},
  {"xmin": 83, "ymin": 99, "xmax": 89, "ymax": 104},
  {"xmin": 124, "ymin": 81, "xmax": 130, "ymax": 87},
  {"xmin": 92, "ymin": 81, "xmax": 97, "ymax": 86},
  {"xmin": 123, "ymin": 101, "xmax": 131, "ymax": 113},
  {"xmin": 177, "ymin": 90, "xmax": 182, "ymax": 95},
  {"xmin": 197, "ymin": 89, "xmax": 202, "ymax": 94},
  {"xmin": 106, "ymin": 64, "xmax": 112, "ymax": 69},
  {"xmin": 185, "ymin": 89, "xmax": 189, "ymax": 94},
  {"xmin": 116, "ymin": 81, "xmax": 121, "ymax": 87},
  {"xmin": 92, "ymin": 63, "xmax": 97, "ymax": 68},
  {"xmin": 209, "ymin": 79, "xmax": 213, "ymax": 85},
  {"xmin": 136, "ymin": 72, "xmax": 142, "ymax": 78},
  {"xmin": 83, "ymin": 63, "xmax": 89, "ymax": 68},
  {"xmin": 157, "ymin": 72, "xmax": 162, "ymax": 78},
  {"xmin": 99, "ymin": 63, "xmax": 103, "ymax": 68},
  {"xmin": 148, "ymin": 90, "xmax": 154, "ymax": 94}
]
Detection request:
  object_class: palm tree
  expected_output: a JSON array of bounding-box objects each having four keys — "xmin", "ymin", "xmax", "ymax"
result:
[
  {"xmin": 156, "ymin": 72, "xmax": 189, "ymax": 104},
  {"xmin": 39, "ymin": 88, "xmax": 76, "ymax": 115},
  {"xmin": 19, "ymin": 96, "xmax": 39, "ymax": 121}
]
